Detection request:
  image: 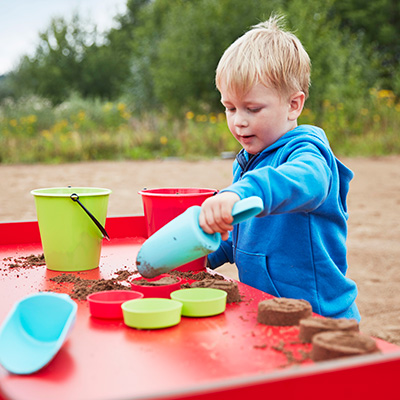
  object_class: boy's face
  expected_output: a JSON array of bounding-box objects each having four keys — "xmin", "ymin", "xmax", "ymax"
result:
[{"xmin": 220, "ymin": 83, "xmax": 298, "ymax": 154}]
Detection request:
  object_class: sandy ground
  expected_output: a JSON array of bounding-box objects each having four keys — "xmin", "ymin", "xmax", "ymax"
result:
[{"xmin": 1, "ymin": 156, "xmax": 400, "ymax": 345}]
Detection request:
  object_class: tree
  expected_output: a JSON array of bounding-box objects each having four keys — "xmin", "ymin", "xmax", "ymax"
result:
[
  {"xmin": 284, "ymin": 0, "xmax": 376, "ymax": 116},
  {"xmin": 126, "ymin": 0, "xmax": 375, "ymax": 117},
  {"xmin": 127, "ymin": 0, "xmax": 282, "ymax": 115},
  {"xmin": 10, "ymin": 15, "xmax": 95, "ymax": 103},
  {"xmin": 122, "ymin": 0, "xmax": 182, "ymax": 113},
  {"xmin": 332, "ymin": 0, "xmax": 400, "ymax": 93},
  {"xmin": 9, "ymin": 13, "xmax": 133, "ymax": 103}
]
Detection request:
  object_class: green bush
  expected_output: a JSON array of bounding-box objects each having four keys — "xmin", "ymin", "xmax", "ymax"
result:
[{"xmin": 1, "ymin": 89, "xmax": 400, "ymax": 164}]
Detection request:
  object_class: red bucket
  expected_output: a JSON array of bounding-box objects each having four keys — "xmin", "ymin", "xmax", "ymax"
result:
[{"xmin": 138, "ymin": 188, "xmax": 217, "ymax": 272}]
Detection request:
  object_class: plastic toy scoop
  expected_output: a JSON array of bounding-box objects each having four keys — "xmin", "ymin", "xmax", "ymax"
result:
[
  {"xmin": 136, "ymin": 196, "xmax": 263, "ymax": 278},
  {"xmin": 0, "ymin": 292, "xmax": 77, "ymax": 375}
]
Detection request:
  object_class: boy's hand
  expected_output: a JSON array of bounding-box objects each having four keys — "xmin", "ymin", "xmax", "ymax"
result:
[{"xmin": 199, "ymin": 192, "xmax": 240, "ymax": 241}]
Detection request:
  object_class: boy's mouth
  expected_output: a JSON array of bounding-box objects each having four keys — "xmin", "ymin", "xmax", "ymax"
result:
[{"xmin": 238, "ymin": 134, "xmax": 255, "ymax": 142}]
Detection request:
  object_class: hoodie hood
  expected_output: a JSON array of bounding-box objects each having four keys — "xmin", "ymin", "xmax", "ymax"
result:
[{"xmin": 236, "ymin": 125, "xmax": 331, "ymax": 170}]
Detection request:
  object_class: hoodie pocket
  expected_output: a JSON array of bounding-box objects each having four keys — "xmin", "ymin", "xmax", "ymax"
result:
[{"xmin": 235, "ymin": 248, "xmax": 281, "ymax": 297}]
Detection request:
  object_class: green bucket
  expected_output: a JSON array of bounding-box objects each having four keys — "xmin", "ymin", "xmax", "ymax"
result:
[{"xmin": 31, "ymin": 187, "xmax": 111, "ymax": 272}]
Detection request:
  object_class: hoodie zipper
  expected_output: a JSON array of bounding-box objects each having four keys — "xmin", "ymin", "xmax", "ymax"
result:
[
  {"xmin": 234, "ymin": 150, "xmax": 261, "ymax": 261},
  {"xmin": 237, "ymin": 150, "xmax": 261, "ymax": 178}
]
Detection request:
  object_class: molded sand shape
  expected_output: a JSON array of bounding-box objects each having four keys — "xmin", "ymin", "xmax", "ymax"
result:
[{"xmin": 130, "ymin": 274, "xmax": 182, "ymax": 298}]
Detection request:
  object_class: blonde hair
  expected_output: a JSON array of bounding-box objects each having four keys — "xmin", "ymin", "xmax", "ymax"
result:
[{"xmin": 216, "ymin": 15, "xmax": 311, "ymax": 100}]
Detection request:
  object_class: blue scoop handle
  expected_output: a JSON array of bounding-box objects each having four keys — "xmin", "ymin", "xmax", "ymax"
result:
[{"xmin": 231, "ymin": 196, "xmax": 264, "ymax": 225}]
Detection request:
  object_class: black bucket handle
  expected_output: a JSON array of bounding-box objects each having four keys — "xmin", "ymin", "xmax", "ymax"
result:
[{"xmin": 70, "ymin": 193, "xmax": 110, "ymax": 241}]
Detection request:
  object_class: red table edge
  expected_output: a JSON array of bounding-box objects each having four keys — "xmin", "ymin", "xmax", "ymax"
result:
[
  {"xmin": 146, "ymin": 350, "xmax": 400, "ymax": 399},
  {"xmin": 0, "ymin": 215, "xmax": 148, "ymax": 245}
]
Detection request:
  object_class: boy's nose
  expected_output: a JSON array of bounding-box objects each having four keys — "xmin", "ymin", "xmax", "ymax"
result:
[{"xmin": 234, "ymin": 111, "xmax": 249, "ymax": 127}]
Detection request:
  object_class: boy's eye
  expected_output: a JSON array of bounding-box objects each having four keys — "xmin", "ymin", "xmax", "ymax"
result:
[
  {"xmin": 225, "ymin": 107, "xmax": 236, "ymax": 113},
  {"xmin": 248, "ymin": 107, "xmax": 261, "ymax": 113}
]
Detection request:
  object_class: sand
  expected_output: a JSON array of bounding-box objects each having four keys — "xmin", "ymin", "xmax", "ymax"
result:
[{"xmin": 1, "ymin": 156, "xmax": 399, "ymax": 345}]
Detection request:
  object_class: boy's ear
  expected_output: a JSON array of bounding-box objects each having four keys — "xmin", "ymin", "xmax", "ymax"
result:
[{"xmin": 288, "ymin": 91, "xmax": 305, "ymax": 120}]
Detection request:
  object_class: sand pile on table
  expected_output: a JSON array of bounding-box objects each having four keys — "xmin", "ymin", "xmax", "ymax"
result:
[
  {"xmin": 50, "ymin": 271, "xmax": 134, "ymax": 300},
  {"xmin": 3, "ymin": 254, "xmax": 45, "ymax": 269}
]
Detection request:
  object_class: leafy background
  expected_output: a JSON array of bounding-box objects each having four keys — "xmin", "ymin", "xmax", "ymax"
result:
[{"xmin": 1, "ymin": 0, "xmax": 399, "ymax": 163}]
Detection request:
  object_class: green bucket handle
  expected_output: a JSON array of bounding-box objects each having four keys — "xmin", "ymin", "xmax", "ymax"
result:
[{"xmin": 70, "ymin": 193, "xmax": 110, "ymax": 241}]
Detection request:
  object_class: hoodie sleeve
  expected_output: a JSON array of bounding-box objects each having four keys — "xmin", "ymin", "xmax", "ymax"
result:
[
  {"xmin": 207, "ymin": 231, "xmax": 234, "ymax": 268},
  {"xmin": 221, "ymin": 141, "xmax": 333, "ymax": 216}
]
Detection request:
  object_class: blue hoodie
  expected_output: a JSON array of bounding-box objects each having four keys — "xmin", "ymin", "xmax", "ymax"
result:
[{"xmin": 208, "ymin": 125, "xmax": 360, "ymax": 321}]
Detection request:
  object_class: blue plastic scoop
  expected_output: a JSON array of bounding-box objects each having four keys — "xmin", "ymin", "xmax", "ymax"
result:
[
  {"xmin": 0, "ymin": 292, "xmax": 77, "ymax": 375},
  {"xmin": 136, "ymin": 196, "xmax": 264, "ymax": 278}
]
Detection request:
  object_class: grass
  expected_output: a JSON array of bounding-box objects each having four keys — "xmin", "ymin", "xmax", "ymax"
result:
[{"xmin": 1, "ymin": 89, "xmax": 400, "ymax": 164}]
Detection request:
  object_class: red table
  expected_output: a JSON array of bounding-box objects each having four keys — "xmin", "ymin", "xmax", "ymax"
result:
[{"xmin": 0, "ymin": 216, "xmax": 399, "ymax": 400}]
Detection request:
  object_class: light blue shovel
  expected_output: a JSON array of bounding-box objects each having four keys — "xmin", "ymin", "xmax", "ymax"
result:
[
  {"xmin": 136, "ymin": 196, "xmax": 264, "ymax": 278},
  {"xmin": 0, "ymin": 292, "xmax": 77, "ymax": 375}
]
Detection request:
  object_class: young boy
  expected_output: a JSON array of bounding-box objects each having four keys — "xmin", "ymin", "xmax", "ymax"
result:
[{"xmin": 199, "ymin": 15, "xmax": 360, "ymax": 321}]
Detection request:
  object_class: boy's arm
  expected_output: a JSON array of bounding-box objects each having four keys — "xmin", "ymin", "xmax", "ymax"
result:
[{"xmin": 222, "ymin": 144, "xmax": 333, "ymax": 216}]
